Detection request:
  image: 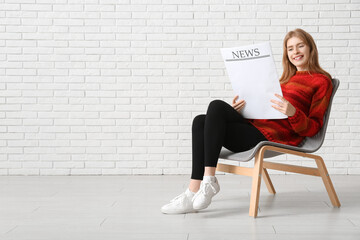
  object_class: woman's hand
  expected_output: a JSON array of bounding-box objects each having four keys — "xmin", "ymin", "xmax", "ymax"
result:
[
  {"xmin": 232, "ymin": 95, "xmax": 246, "ymax": 114},
  {"xmin": 271, "ymin": 94, "xmax": 296, "ymax": 117}
]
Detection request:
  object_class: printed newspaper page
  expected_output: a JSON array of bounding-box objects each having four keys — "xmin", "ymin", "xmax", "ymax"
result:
[{"xmin": 221, "ymin": 42, "xmax": 288, "ymax": 119}]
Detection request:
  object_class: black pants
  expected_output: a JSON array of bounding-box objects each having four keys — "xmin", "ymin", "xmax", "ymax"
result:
[{"xmin": 191, "ymin": 100, "xmax": 268, "ymax": 180}]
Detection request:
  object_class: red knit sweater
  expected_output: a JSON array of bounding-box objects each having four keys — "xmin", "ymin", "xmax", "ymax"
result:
[{"xmin": 248, "ymin": 71, "xmax": 333, "ymax": 146}]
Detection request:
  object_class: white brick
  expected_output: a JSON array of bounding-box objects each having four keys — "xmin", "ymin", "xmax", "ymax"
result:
[
  {"xmin": 163, "ymin": 168, "xmax": 190, "ymax": 175},
  {"xmin": 40, "ymin": 169, "xmax": 71, "ymax": 175},
  {"xmin": 7, "ymin": 126, "xmax": 38, "ymax": 133},
  {"xmin": 22, "ymin": 162, "xmax": 52, "ymax": 168},
  {"xmin": 163, "ymin": 0, "xmax": 192, "ymax": 4},
  {"xmin": 102, "ymin": 169, "xmax": 132, "ymax": 175},
  {"xmin": 116, "ymin": 161, "xmax": 146, "ymax": 168},
  {"xmin": 53, "ymin": 4, "xmax": 83, "ymax": 12},
  {"xmin": 40, "ymin": 152, "xmax": 72, "ymax": 161},
  {"xmin": 25, "ymin": 133, "xmax": 56, "ymax": 140},
  {"xmin": 1, "ymin": 3, "xmax": 21, "ymax": 10},
  {"xmin": 148, "ymin": 161, "xmax": 177, "ymax": 168},
  {"xmin": 132, "ymin": 140, "xmax": 162, "ymax": 147},
  {"xmin": 0, "ymin": 119, "xmax": 21, "ymax": 126},
  {"xmin": 85, "ymin": 161, "xmax": 115, "ymax": 168},
  {"xmin": 6, "ymin": 69, "xmax": 36, "ymax": 76},
  {"xmin": 256, "ymin": 12, "xmax": 288, "ymax": 18},
  {"xmin": 0, "ymin": 18, "xmax": 21, "ymax": 25},
  {"xmin": 348, "ymin": 168, "xmax": 360, "ymax": 174},
  {"xmin": 0, "ymin": 162, "xmax": 22, "ymax": 168},
  {"xmin": 8, "ymin": 169, "xmax": 40, "ymax": 176},
  {"xmin": 86, "ymin": 147, "xmax": 116, "ymax": 154},
  {"xmin": 54, "ymin": 162, "xmax": 84, "ymax": 168},
  {"xmin": 8, "ymin": 154, "xmax": 38, "ymax": 161},
  {"xmin": 132, "ymin": 168, "xmax": 163, "ymax": 175},
  {"xmin": 21, "ymin": 4, "xmax": 52, "ymax": 11},
  {"xmin": 320, "ymin": 11, "xmax": 350, "ymax": 18},
  {"xmin": 319, "ymin": 26, "xmax": 350, "ymax": 32},
  {"xmin": 303, "ymin": 4, "xmax": 334, "ymax": 11},
  {"xmin": 70, "ymin": 169, "xmax": 102, "ymax": 175},
  {"xmin": 0, "ymin": 169, "xmax": 8, "ymax": 175},
  {"xmin": 39, "ymin": 140, "xmax": 70, "ymax": 147},
  {"xmin": 85, "ymin": 4, "xmax": 114, "ymax": 12}
]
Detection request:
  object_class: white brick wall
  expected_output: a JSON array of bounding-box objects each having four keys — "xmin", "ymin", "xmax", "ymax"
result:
[{"xmin": 0, "ymin": 0, "xmax": 359, "ymax": 175}]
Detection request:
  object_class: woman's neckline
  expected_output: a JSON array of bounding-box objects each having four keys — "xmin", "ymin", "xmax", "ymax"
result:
[{"xmin": 296, "ymin": 70, "xmax": 313, "ymax": 75}]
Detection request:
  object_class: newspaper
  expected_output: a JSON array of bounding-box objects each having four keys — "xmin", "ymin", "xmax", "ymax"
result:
[{"xmin": 221, "ymin": 42, "xmax": 287, "ymax": 119}]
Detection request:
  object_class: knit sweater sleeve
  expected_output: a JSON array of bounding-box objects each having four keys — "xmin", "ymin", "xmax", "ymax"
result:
[{"xmin": 287, "ymin": 76, "xmax": 333, "ymax": 137}]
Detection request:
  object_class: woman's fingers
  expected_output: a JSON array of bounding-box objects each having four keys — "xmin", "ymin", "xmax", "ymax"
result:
[
  {"xmin": 271, "ymin": 105, "xmax": 284, "ymax": 114},
  {"xmin": 270, "ymin": 99, "xmax": 283, "ymax": 107},
  {"xmin": 271, "ymin": 99, "xmax": 285, "ymax": 113},
  {"xmin": 272, "ymin": 97, "xmax": 296, "ymax": 117},
  {"xmin": 234, "ymin": 101, "xmax": 246, "ymax": 111},
  {"xmin": 232, "ymin": 95, "xmax": 239, "ymax": 104},
  {"xmin": 275, "ymin": 93, "xmax": 286, "ymax": 102},
  {"xmin": 234, "ymin": 100, "xmax": 245, "ymax": 107},
  {"xmin": 232, "ymin": 97, "xmax": 245, "ymax": 113}
]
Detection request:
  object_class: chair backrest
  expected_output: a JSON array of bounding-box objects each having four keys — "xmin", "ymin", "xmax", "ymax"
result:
[{"xmin": 299, "ymin": 78, "xmax": 340, "ymax": 152}]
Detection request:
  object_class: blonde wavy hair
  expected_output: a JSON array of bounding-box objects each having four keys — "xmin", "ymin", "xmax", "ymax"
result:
[{"xmin": 279, "ymin": 28, "xmax": 332, "ymax": 84}]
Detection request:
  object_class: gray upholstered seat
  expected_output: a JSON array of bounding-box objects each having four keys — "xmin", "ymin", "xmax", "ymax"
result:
[{"xmin": 219, "ymin": 78, "xmax": 340, "ymax": 162}]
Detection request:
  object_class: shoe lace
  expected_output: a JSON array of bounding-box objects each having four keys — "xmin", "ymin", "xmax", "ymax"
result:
[
  {"xmin": 199, "ymin": 181, "xmax": 217, "ymax": 196},
  {"xmin": 170, "ymin": 192, "xmax": 186, "ymax": 204}
]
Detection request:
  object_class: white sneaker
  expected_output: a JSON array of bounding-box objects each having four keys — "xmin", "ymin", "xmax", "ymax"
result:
[
  {"xmin": 192, "ymin": 176, "xmax": 220, "ymax": 210},
  {"xmin": 161, "ymin": 189, "xmax": 197, "ymax": 214}
]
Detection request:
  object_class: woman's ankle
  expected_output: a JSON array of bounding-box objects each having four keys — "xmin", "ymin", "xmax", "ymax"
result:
[
  {"xmin": 189, "ymin": 179, "xmax": 201, "ymax": 193},
  {"xmin": 204, "ymin": 166, "xmax": 216, "ymax": 176},
  {"xmin": 203, "ymin": 175, "xmax": 216, "ymax": 182}
]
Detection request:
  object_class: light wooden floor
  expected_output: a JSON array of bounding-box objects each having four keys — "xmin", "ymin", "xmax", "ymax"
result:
[{"xmin": 0, "ymin": 175, "xmax": 359, "ymax": 240}]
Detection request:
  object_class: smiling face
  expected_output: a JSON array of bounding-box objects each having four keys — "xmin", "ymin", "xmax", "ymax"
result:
[{"xmin": 286, "ymin": 37, "xmax": 310, "ymax": 71}]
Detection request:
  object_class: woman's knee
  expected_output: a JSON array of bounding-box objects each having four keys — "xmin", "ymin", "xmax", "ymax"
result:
[
  {"xmin": 192, "ymin": 114, "xmax": 205, "ymax": 131},
  {"xmin": 207, "ymin": 99, "xmax": 227, "ymax": 115}
]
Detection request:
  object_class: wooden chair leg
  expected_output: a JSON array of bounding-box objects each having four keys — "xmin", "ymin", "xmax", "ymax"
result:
[
  {"xmin": 314, "ymin": 156, "xmax": 341, "ymax": 207},
  {"xmin": 262, "ymin": 168, "xmax": 276, "ymax": 194},
  {"xmin": 249, "ymin": 149, "xmax": 265, "ymax": 217}
]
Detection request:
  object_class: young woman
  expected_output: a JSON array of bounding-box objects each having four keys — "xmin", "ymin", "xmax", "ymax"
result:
[{"xmin": 161, "ymin": 28, "xmax": 333, "ymax": 214}]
